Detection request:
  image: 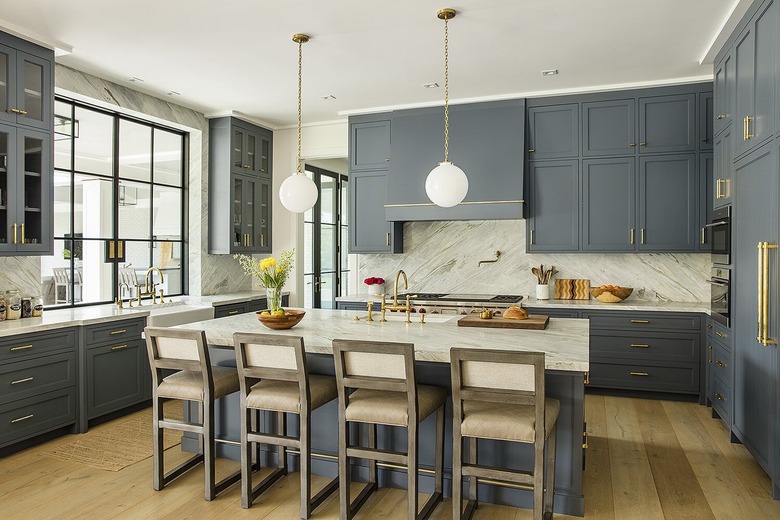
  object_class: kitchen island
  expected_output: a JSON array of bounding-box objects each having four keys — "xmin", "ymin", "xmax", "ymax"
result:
[{"xmin": 175, "ymin": 309, "xmax": 589, "ymax": 516}]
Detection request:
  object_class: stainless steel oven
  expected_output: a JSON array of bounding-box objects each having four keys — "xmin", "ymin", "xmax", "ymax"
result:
[
  {"xmin": 709, "ymin": 267, "xmax": 730, "ymax": 326},
  {"xmin": 707, "ymin": 206, "xmax": 731, "ymax": 265}
]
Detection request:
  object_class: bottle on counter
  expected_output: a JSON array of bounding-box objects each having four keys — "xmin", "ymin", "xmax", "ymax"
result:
[
  {"xmin": 5, "ymin": 290, "xmax": 21, "ymax": 320},
  {"xmin": 21, "ymin": 297, "xmax": 31, "ymax": 318},
  {"xmin": 32, "ymin": 296, "xmax": 43, "ymax": 317},
  {"xmin": 0, "ymin": 293, "xmax": 5, "ymax": 321}
]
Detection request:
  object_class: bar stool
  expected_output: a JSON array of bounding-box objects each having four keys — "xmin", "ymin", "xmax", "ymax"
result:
[
  {"xmin": 332, "ymin": 339, "xmax": 446, "ymax": 520},
  {"xmin": 144, "ymin": 327, "xmax": 241, "ymax": 500},
  {"xmin": 233, "ymin": 333, "xmax": 339, "ymax": 518},
  {"xmin": 450, "ymin": 348, "xmax": 559, "ymax": 520}
]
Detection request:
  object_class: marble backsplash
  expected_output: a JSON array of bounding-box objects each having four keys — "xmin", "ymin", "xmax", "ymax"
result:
[{"xmin": 357, "ymin": 220, "xmax": 710, "ymax": 303}]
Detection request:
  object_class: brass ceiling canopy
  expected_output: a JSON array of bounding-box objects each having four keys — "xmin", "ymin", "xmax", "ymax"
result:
[
  {"xmin": 437, "ymin": 8, "xmax": 457, "ymax": 20},
  {"xmin": 292, "ymin": 33, "xmax": 310, "ymax": 44}
]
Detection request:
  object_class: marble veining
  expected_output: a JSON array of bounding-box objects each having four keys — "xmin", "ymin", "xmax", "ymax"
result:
[
  {"xmin": 359, "ymin": 220, "xmax": 710, "ymax": 303},
  {"xmin": 174, "ymin": 308, "xmax": 589, "ymax": 372}
]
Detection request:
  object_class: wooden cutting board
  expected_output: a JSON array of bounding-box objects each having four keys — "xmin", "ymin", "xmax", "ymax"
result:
[
  {"xmin": 457, "ymin": 314, "xmax": 550, "ymax": 330},
  {"xmin": 554, "ymin": 279, "xmax": 591, "ymax": 299}
]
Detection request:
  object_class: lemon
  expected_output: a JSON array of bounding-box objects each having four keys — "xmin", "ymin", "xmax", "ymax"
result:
[
  {"xmin": 260, "ymin": 311, "xmax": 271, "ymax": 316},
  {"xmin": 272, "ymin": 310, "xmax": 285, "ymax": 316}
]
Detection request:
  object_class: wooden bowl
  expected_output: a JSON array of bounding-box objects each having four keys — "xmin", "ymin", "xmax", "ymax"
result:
[
  {"xmin": 256, "ymin": 309, "xmax": 306, "ymax": 330},
  {"xmin": 590, "ymin": 287, "xmax": 633, "ymax": 303}
]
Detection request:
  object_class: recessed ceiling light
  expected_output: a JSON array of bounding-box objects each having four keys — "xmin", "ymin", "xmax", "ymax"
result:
[
  {"xmin": 541, "ymin": 69, "xmax": 559, "ymax": 76},
  {"xmin": 423, "ymin": 82, "xmax": 439, "ymax": 89},
  {"xmin": 166, "ymin": 91, "xmax": 181, "ymax": 96},
  {"xmin": 128, "ymin": 77, "xmax": 144, "ymax": 83},
  {"xmin": 321, "ymin": 95, "xmax": 336, "ymax": 100}
]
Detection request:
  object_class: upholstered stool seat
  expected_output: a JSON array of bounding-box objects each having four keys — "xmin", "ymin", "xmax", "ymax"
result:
[
  {"xmin": 345, "ymin": 386, "xmax": 447, "ymax": 427},
  {"xmin": 157, "ymin": 367, "xmax": 240, "ymax": 400},
  {"xmin": 246, "ymin": 375, "xmax": 337, "ymax": 413},
  {"xmin": 461, "ymin": 398, "xmax": 560, "ymax": 443}
]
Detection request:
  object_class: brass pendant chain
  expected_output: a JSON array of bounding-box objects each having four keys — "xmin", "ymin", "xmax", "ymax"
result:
[
  {"xmin": 443, "ymin": 16, "xmax": 450, "ymax": 163},
  {"xmin": 296, "ymin": 39, "xmax": 303, "ymax": 175}
]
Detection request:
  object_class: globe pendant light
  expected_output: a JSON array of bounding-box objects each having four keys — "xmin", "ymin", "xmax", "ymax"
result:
[
  {"xmin": 425, "ymin": 8, "xmax": 468, "ymax": 208},
  {"xmin": 279, "ymin": 33, "xmax": 319, "ymax": 213}
]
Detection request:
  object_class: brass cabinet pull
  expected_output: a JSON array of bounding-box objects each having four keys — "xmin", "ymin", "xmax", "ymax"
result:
[
  {"xmin": 630, "ymin": 228, "xmax": 634, "ymax": 245},
  {"xmin": 629, "ymin": 371, "xmax": 649, "ymax": 376},
  {"xmin": 700, "ymin": 138, "xmax": 709, "ymax": 143},
  {"xmin": 9, "ymin": 108, "xmax": 27, "ymax": 115},
  {"xmin": 757, "ymin": 242, "xmax": 779, "ymax": 346},
  {"xmin": 583, "ymin": 371, "xmax": 590, "ymax": 385},
  {"xmin": 228, "ymin": 310, "xmax": 240, "ymax": 315},
  {"xmin": 745, "ymin": 116, "xmax": 754, "ymax": 139},
  {"xmin": 640, "ymin": 228, "xmax": 645, "ymax": 245},
  {"xmin": 12, "ymin": 223, "xmax": 17, "ymax": 244},
  {"xmin": 715, "ymin": 331, "xmax": 727, "ymax": 338},
  {"xmin": 111, "ymin": 344, "xmax": 128, "ymax": 351},
  {"xmin": 716, "ymin": 360, "xmax": 727, "ymax": 368},
  {"xmin": 109, "ymin": 329, "xmax": 127, "ymax": 335},
  {"xmin": 639, "ymin": 142, "xmax": 647, "ymax": 147},
  {"xmin": 743, "ymin": 116, "xmax": 747, "ymax": 140},
  {"xmin": 21, "ymin": 223, "xmax": 24, "ymax": 244},
  {"xmin": 630, "ymin": 319, "xmax": 650, "ymax": 324},
  {"xmin": 530, "ymin": 229, "xmax": 535, "ymax": 245},
  {"xmin": 108, "ymin": 240, "xmax": 115, "ymax": 259},
  {"xmin": 10, "ymin": 376, "xmax": 34, "ymax": 385},
  {"xmin": 117, "ymin": 240, "xmax": 124, "ymax": 258},
  {"xmin": 629, "ymin": 143, "xmax": 637, "ymax": 147},
  {"xmin": 528, "ymin": 148, "xmax": 535, "ymax": 153},
  {"xmin": 716, "ymin": 114, "xmax": 726, "ymax": 120},
  {"xmin": 10, "ymin": 414, "xmax": 34, "ymax": 424},
  {"xmin": 706, "ymin": 323, "xmax": 713, "ymax": 329},
  {"xmin": 708, "ymin": 345, "xmax": 713, "ymax": 363},
  {"xmin": 716, "ymin": 179, "xmax": 724, "ymax": 199},
  {"xmin": 700, "ymin": 227, "xmax": 706, "ymax": 245},
  {"xmin": 630, "ymin": 343, "xmax": 649, "ymax": 348},
  {"xmin": 386, "ymin": 233, "xmax": 390, "ymax": 247},
  {"xmin": 10, "ymin": 345, "xmax": 33, "ymax": 351},
  {"xmin": 715, "ymin": 392, "xmax": 724, "ymax": 401},
  {"xmin": 260, "ymin": 234, "xmax": 265, "ymax": 247}
]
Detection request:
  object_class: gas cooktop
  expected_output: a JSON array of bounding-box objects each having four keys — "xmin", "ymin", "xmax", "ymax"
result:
[{"xmin": 399, "ymin": 293, "xmax": 523, "ymax": 304}]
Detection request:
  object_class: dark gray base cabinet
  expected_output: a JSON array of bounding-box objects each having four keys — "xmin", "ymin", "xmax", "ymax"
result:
[
  {"xmin": 214, "ymin": 295, "xmax": 286, "ymax": 318},
  {"xmin": 85, "ymin": 339, "xmax": 149, "ymax": 420}
]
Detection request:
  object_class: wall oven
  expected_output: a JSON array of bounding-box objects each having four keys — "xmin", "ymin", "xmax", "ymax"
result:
[
  {"xmin": 709, "ymin": 267, "xmax": 730, "ymax": 326},
  {"xmin": 707, "ymin": 206, "xmax": 731, "ymax": 265}
]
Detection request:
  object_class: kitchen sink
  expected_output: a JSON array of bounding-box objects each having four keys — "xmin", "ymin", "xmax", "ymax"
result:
[{"xmin": 118, "ymin": 301, "xmax": 215, "ymax": 327}]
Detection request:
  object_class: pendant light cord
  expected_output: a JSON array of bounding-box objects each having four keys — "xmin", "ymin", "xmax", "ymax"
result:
[
  {"xmin": 297, "ymin": 39, "xmax": 303, "ymax": 175},
  {"xmin": 443, "ymin": 16, "xmax": 450, "ymax": 163}
]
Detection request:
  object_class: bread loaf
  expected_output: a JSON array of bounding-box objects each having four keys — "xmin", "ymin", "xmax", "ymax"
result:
[{"xmin": 503, "ymin": 305, "xmax": 529, "ymax": 320}]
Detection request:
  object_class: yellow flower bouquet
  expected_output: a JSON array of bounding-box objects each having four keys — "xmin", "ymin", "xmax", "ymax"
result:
[{"xmin": 234, "ymin": 249, "xmax": 294, "ymax": 311}]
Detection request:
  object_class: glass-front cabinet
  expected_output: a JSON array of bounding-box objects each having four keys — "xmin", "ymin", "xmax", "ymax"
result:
[{"xmin": 0, "ymin": 42, "xmax": 52, "ymax": 131}]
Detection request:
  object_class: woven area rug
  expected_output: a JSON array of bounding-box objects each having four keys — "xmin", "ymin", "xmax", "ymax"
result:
[{"xmin": 46, "ymin": 402, "xmax": 184, "ymax": 472}]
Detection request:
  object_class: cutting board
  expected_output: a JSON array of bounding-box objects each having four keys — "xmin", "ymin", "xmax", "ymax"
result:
[
  {"xmin": 457, "ymin": 314, "xmax": 550, "ymax": 330},
  {"xmin": 554, "ymin": 279, "xmax": 591, "ymax": 299}
]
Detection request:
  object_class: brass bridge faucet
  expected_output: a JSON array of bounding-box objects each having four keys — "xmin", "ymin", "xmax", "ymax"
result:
[
  {"xmin": 134, "ymin": 267, "xmax": 166, "ymax": 305},
  {"xmin": 380, "ymin": 269, "xmax": 416, "ymax": 323}
]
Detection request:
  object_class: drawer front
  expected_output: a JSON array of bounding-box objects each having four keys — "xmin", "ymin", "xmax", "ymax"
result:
[
  {"xmin": 712, "ymin": 321, "xmax": 732, "ymax": 346},
  {"xmin": 710, "ymin": 376, "xmax": 731, "ymax": 426},
  {"xmin": 711, "ymin": 341, "xmax": 732, "ymax": 388},
  {"xmin": 523, "ymin": 307, "xmax": 580, "ymax": 319},
  {"xmin": 590, "ymin": 332, "xmax": 699, "ymax": 363},
  {"xmin": 0, "ymin": 328, "xmax": 77, "ymax": 363},
  {"xmin": 337, "ymin": 302, "xmax": 370, "ymax": 311},
  {"xmin": 0, "ymin": 388, "xmax": 77, "ymax": 448},
  {"xmin": 589, "ymin": 362, "xmax": 699, "ymax": 393},
  {"xmin": 0, "ymin": 352, "xmax": 77, "ymax": 405},
  {"xmin": 86, "ymin": 340, "xmax": 150, "ymax": 419},
  {"xmin": 587, "ymin": 312, "xmax": 701, "ymax": 331},
  {"xmin": 246, "ymin": 298, "xmax": 267, "ymax": 312},
  {"xmin": 214, "ymin": 303, "xmax": 248, "ymax": 318},
  {"xmin": 84, "ymin": 318, "xmax": 145, "ymax": 347}
]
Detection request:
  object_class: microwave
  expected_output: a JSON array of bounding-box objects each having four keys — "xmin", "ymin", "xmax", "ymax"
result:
[{"xmin": 707, "ymin": 206, "xmax": 731, "ymax": 265}]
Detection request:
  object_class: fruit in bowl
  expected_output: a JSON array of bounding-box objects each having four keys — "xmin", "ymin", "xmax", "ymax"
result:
[
  {"xmin": 590, "ymin": 285, "xmax": 633, "ymax": 303},
  {"xmin": 256, "ymin": 309, "xmax": 305, "ymax": 329}
]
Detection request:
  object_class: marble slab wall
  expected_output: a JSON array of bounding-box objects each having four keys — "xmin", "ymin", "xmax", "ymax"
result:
[{"xmin": 358, "ymin": 220, "xmax": 710, "ymax": 302}]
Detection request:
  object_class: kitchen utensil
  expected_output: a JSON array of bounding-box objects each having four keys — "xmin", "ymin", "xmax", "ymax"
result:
[
  {"xmin": 531, "ymin": 267, "xmax": 541, "ymax": 284},
  {"xmin": 458, "ymin": 314, "xmax": 550, "ymax": 330},
  {"xmin": 590, "ymin": 287, "xmax": 633, "ymax": 303},
  {"xmin": 256, "ymin": 309, "xmax": 306, "ymax": 329},
  {"xmin": 554, "ymin": 279, "xmax": 591, "ymax": 299}
]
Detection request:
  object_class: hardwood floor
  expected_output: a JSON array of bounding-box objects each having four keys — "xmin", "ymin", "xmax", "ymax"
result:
[{"xmin": 1, "ymin": 394, "xmax": 778, "ymax": 519}]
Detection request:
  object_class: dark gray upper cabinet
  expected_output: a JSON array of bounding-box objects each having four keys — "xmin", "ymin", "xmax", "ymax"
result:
[
  {"xmin": 209, "ymin": 116, "xmax": 273, "ymax": 255},
  {"xmin": 0, "ymin": 36, "xmax": 53, "ymax": 132},
  {"xmin": 350, "ymin": 120, "xmax": 391, "ymax": 171},
  {"xmin": 734, "ymin": 0, "xmax": 776, "ymax": 158},
  {"xmin": 713, "ymin": 126, "xmax": 734, "ymax": 209},
  {"xmin": 638, "ymin": 154, "xmax": 697, "ymax": 251},
  {"xmin": 385, "ymin": 100, "xmax": 525, "ymax": 221},
  {"xmin": 714, "ymin": 50, "xmax": 734, "ymax": 135},
  {"xmin": 698, "ymin": 153, "xmax": 714, "ymax": 251},
  {"xmin": 349, "ymin": 171, "xmax": 402, "ymax": 253},
  {"xmin": 527, "ymin": 103, "xmax": 578, "ymax": 159},
  {"xmin": 699, "ymin": 92, "xmax": 714, "ymax": 150},
  {"xmin": 581, "ymin": 157, "xmax": 635, "ymax": 251},
  {"xmin": 527, "ymin": 160, "xmax": 579, "ymax": 251},
  {"xmin": 638, "ymin": 94, "xmax": 696, "ymax": 154},
  {"xmin": 582, "ymin": 99, "xmax": 636, "ymax": 156}
]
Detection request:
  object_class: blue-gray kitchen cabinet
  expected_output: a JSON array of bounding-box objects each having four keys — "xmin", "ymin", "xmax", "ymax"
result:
[
  {"xmin": 581, "ymin": 99, "xmax": 636, "ymax": 156},
  {"xmin": 581, "ymin": 157, "xmax": 636, "ymax": 251},
  {"xmin": 713, "ymin": 125, "xmax": 734, "ymax": 209},
  {"xmin": 698, "ymin": 152, "xmax": 714, "ymax": 252},
  {"xmin": 350, "ymin": 119, "xmax": 391, "ymax": 171},
  {"xmin": 714, "ymin": 50, "xmax": 734, "ymax": 136},
  {"xmin": 637, "ymin": 154, "xmax": 697, "ymax": 251},
  {"xmin": 527, "ymin": 160, "xmax": 579, "ymax": 251},
  {"xmin": 699, "ymin": 92, "xmax": 714, "ymax": 151},
  {"xmin": 527, "ymin": 103, "xmax": 579, "ymax": 160},
  {"xmin": 349, "ymin": 171, "xmax": 402, "ymax": 253},
  {"xmin": 638, "ymin": 94, "xmax": 697, "ymax": 154},
  {"xmin": 0, "ymin": 34, "xmax": 53, "ymax": 132}
]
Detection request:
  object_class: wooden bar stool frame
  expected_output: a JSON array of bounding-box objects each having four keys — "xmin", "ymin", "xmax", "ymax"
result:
[
  {"xmin": 333, "ymin": 339, "xmax": 445, "ymax": 520},
  {"xmin": 145, "ymin": 327, "xmax": 241, "ymax": 501},
  {"xmin": 451, "ymin": 349, "xmax": 558, "ymax": 520},
  {"xmin": 233, "ymin": 333, "xmax": 339, "ymax": 518}
]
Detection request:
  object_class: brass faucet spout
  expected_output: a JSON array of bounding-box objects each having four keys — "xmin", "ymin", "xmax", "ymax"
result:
[{"xmin": 393, "ymin": 269, "xmax": 408, "ymax": 307}]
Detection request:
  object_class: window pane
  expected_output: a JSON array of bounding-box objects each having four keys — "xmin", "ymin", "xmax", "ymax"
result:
[
  {"xmin": 303, "ymin": 274, "xmax": 314, "ymax": 309},
  {"xmin": 153, "ymin": 185, "xmax": 182, "ymax": 240},
  {"xmin": 155, "ymin": 241, "xmax": 182, "ymax": 295},
  {"xmin": 341, "ymin": 178, "xmax": 349, "ymax": 222},
  {"xmin": 119, "ymin": 181, "xmax": 151, "ymax": 239},
  {"xmin": 124, "ymin": 240, "xmax": 151, "ymax": 275},
  {"xmin": 42, "ymin": 239, "xmax": 114, "ymax": 306},
  {"xmin": 320, "ymin": 224, "xmax": 336, "ymax": 272},
  {"xmin": 74, "ymin": 107, "xmax": 113, "ymax": 176},
  {"xmin": 320, "ymin": 272, "xmax": 337, "ymax": 309},
  {"xmin": 74, "ymin": 173, "xmax": 113, "ymax": 239},
  {"xmin": 341, "ymin": 226, "xmax": 349, "ymax": 270},
  {"xmin": 304, "ymin": 170, "xmax": 314, "ymax": 222},
  {"xmin": 119, "ymin": 119, "xmax": 151, "ymax": 182},
  {"xmin": 53, "ymin": 170, "xmax": 71, "ymax": 237},
  {"xmin": 54, "ymin": 101, "xmax": 73, "ymax": 170},
  {"xmin": 340, "ymin": 270, "xmax": 350, "ymax": 297},
  {"xmin": 321, "ymin": 175, "xmax": 336, "ymax": 225},
  {"xmin": 153, "ymin": 129, "xmax": 183, "ymax": 186},
  {"xmin": 304, "ymin": 222, "xmax": 314, "ymax": 274}
]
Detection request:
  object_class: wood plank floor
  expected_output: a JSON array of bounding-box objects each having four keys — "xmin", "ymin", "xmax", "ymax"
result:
[{"xmin": 1, "ymin": 394, "xmax": 779, "ymax": 519}]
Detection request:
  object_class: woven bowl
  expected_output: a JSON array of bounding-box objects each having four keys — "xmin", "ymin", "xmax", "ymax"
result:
[
  {"xmin": 590, "ymin": 287, "xmax": 633, "ymax": 303},
  {"xmin": 255, "ymin": 309, "xmax": 306, "ymax": 330}
]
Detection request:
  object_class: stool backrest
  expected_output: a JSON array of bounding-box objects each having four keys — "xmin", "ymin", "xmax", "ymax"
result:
[
  {"xmin": 451, "ymin": 349, "xmax": 546, "ymax": 441},
  {"xmin": 145, "ymin": 327, "xmax": 213, "ymax": 397},
  {"xmin": 332, "ymin": 339, "xmax": 418, "ymax": 419},
  {"xmin": 233, "ymin": 333, "xmax": 311, "ymax": 409}
]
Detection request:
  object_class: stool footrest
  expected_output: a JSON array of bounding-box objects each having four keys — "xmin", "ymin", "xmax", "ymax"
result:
[
  {"xmin": 247, "ymin": 431, "xmax": 300, "ymax": 449},
  {"xmin": 418, "ymin": 491, "xmax": 443, "ymax": 520},
  {"xmin": 250, "ymin": 467, "xmax": 287, "ymax": 502},
  {"xmin": 462, "ymin": 464, "xmax": 533, "ymax": 486},
  {"xmin": 159, "ymin": 419, "xmax": 202, "ymax": 434},
  {"xmin": 349, "ymin": 481, "xmax": 378, "ymax": 517},
  {"xmin": 310, "ymin": 476, "xmax": 339, "ymax": 510},
  {"xmin": 214, "ymin": 469, "xmax": 242, "ymax": 495},
  {"xmin": 347, "ymin": 446, "xmax": 408, "ymax": 466},
  {"xmin": 163, "ymin": 454, "xmax": 203, "ymax": 485},
  {"xmin": 460, "ymin": 499, "xmax": 478, "ymax": 520}
]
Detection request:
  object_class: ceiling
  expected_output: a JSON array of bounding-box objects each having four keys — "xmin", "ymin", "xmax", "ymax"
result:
[{"xmin": 0, "ymin": 0, "xmax": 740, "ymax": 128}]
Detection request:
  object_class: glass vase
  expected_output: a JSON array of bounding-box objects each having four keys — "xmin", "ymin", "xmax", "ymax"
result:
[{"xmin": 266, "ymin": 287, "xmax": 282, "ymax": 312}]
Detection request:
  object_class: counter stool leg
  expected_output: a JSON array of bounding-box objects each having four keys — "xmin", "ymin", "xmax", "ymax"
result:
[
  {"xmin": 435, "ymin": 405, "xmax": 444, "ymax": 497},
  {"xmin": 453, "ymin": 430, "xmax": 462, "ymax": 520},
  {"xmin": 544, "ymin": 424, "xmax": 558, "ymax": 520},
  {"xmin": 204, "ymin": 400, "xmax": 216, "ymax": 501},
  {"xmin": 368, "ymin": 423, "xmax": 377, "ymax": 483},
  {"xmin": 240, "ymin": 403, "xmax": 252, "ymax": 508},
  {"xmin": 301, "ymin": 413, "xmax": 312, "ymax": 519},
  {"xmin": 152, "ymin": 397, "xmax": 164, "ymax": 491},
  {"xmin": 338, "ymin": 418, "xmax": 350, "ymax": 520},
  {"xmin": 407, "ymin": 423, "xmax": 418, "ymax": 520},
  {"xmin": 533, "ymin": 438, "xmax": 544, "ymax": 520},
  {"xmin": 277, "ymin": 412, "xmax": 288, "ymax": 474},
  {"xmin": 469, "ymin": 437, "xmax": 478, "ymax": 504}
]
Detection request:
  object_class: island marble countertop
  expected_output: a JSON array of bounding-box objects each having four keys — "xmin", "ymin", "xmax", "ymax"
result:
[{"xmin": 174, "ymin": 308, "xmax": 589, "ymax": 372}]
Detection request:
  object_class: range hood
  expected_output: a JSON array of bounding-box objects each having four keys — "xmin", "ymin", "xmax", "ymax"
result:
[{"xmin": 384, "ymin": 99, "xmax": 525, "ymax": 222}]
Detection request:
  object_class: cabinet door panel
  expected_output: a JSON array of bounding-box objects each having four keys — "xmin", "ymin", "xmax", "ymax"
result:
[
  {"xmin": 258, "ymin": 178, "xmax": 271, "ymax": 253},
  {"xmin": 698, "ymin": 153, "xmax": 713, "ymax": 251},
  {"xmin": 734, "ymin": 24, "xmax": 755, "ymax": 158},
  {"xmin": 231, "ymin": 126, "xmax": 246, "ymax": 174},
  {"xmin": 638, "ymin": 154, "xmax": 696, "ymax": 251},
  {"xmin": 528, "ymin": 104, "xmax": 578, "ymax": 159},
  {"xmin": 350, "ymin": 172, "xmax": 394, "ymax": 253},
  {"xmin": 639, "ymin": 94, "xmax": 696, "ymax": 153},
  {"xmin": 714, "ymin": 52, "xmax": 733, "ymax": 135},
  {"xmin": 16, "ymin": 51, "xmax": 51, "ymax": 131},
  {"xmin": 582, "ymin": 157, "xmax": 635, "ymax": 251},
  {"xmin": 528, "ymin": 160, "xmax": 579, "ymax": 251},
  {"xmin": 582, "ymin": 99, "xmax": 636, "ymax": 156},
  {"xmin": 699, "ymin": 92, "xmax": 714, "ymax": 150},
  {"xmin": 0, "ymin": 44, "xmax": 15, "ymax": 126},
  {"xmin": 17, "ymin": 128, "xmax": 51, "ymax": 253},
  {"xmin": 0, "ymin": 123, "xmax": 16, "ymax": 253},
  {"xmin": 350, "ymin": 121, "xmax": 390, "ymax": 171},
  {"xmin": 714, "ymin": 127, "xmax": 734, "ymax": 209},
  {"xmin": 86, "ymin": 340, "xmax": 149, "ymax": 419},
  {"xmin": 752, "ymin": 0, "xmax": 776, "ymax": 147}
]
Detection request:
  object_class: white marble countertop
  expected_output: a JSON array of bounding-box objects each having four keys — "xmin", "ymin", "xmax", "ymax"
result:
[
  {"xmin": 336, "ymin": 294, "xmax": 710, "ymax": 314},
  {"xmin": 174, "ymin": 308, "xmax": 589, "ymax": 372}
]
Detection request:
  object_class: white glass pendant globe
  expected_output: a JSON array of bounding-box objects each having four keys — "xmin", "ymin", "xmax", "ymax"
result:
[
  {"xmin": 425, "ymin": 161, "xmax": 468, "ymax": 207},
  {"xmin": 279, "ymin": 172, "xmax": 319, "ymax": 213}
]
